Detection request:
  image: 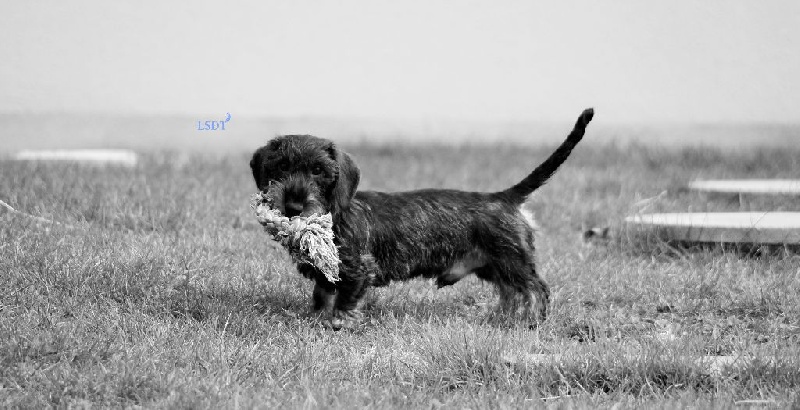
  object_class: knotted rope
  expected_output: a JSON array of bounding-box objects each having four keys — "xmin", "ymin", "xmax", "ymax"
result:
[{"xmin": 250, "ymin": 189, "xmax": 340, "ymax": 282}]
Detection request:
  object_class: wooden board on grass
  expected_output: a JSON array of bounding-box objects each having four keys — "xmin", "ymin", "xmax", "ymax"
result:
[
  {"xmin": 625, "ymin": 212, "xmax": 800, "ymax": 244},
  {"xmin": 689, "ymin": 179, "xmax": 800, "ymax": 195},
  {"xmin": 13, "ymin": 149, "xmax": 138, "ymax": 167}
]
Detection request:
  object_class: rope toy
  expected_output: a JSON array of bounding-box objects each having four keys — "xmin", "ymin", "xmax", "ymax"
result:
[{"xmin": 250, "ymin": 186, "xmax": 340, "ymax": 283}]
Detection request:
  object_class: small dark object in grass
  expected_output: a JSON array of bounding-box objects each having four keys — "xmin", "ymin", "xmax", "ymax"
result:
[
  {"xmin": 565, "ymin": 323, "xmax": 597, "ymax": 342},
  {"xmin": 656, "ymin": 305, "xmax": 675, "ymax": 313}
]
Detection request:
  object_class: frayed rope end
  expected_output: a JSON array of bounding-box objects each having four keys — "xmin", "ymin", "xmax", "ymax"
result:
[{"xmin": 251, "ymin": 192, "xmax": 340, "ymax": 282}]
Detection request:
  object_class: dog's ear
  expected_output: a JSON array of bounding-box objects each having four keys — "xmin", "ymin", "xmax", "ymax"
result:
[
  {"xmin": 249, "ymin": 150, "xmax": 264, "ymax": 190},
  {"xmin": 328, "ymin": 144, "xmax": 360, "ymax": 215},
  {"xmin": 250, "ymin": 140, "xmax": 282, "ymax": 190}
]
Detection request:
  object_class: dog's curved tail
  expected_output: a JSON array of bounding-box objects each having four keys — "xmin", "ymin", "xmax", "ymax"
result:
[{"xmin": 502, "ymin": 108, "xmax": 594, "ymax": 202}]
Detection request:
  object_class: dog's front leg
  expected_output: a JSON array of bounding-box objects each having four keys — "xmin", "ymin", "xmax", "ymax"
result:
[
  {"xmin": 329, "ymin": 278, "xmax": 367, "ymax": 330},
  {"xmin": 327, "ymin": 254, "xmax": 378, "ymax": 330},
  {"xmin": 311, "ymin": 281, "xmax": 336, "ymax": 313},
  {"xmin": 297, "ymin": 264, "xmax": 336, "ymax": 320}
]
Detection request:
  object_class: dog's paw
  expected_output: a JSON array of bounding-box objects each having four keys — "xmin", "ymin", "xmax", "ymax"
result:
[
  {"xmin": 323, "ymin": 309, "xmax": 362, "ymax": 331},
  {"xmin": 306, "ymin": 308, "xmax": 328, "ymax": 323}
]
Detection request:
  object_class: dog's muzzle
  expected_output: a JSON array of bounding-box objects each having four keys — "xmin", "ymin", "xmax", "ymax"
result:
[
  {"xmin": 281, "ymin": 177, "xmax": 326, "ymax": 218},
  {"xmin": 284, "ymin": 200, "xmax": 305, "ymax": 218}
]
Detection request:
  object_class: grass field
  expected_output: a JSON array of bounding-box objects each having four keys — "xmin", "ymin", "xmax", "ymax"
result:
[{"xmin": 2, "ymin": 142, "xmax": 799, "ymax": 408}]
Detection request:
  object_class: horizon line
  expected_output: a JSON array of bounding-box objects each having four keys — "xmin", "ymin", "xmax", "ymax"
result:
[{"xmin": 2, "ymin": 110, "xmax": 800, "ymax": 128}]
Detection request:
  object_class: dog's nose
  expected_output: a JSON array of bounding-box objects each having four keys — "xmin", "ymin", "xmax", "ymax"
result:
[{"xmin": 284, "ymin": 201, "xmax": 304, "ymax": 218}]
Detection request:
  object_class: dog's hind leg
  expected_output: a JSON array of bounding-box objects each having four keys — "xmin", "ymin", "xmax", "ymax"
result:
[
  {"xmin": 492, "ymin": 278, "xmax": 520, "ymax": 316},
  {"xmin": 523, "ymin": 271, "xmax": 550, "ymax": 323},
  {"xmin": 478, "ymin": 257, "xmax": 549, "ymax": 326}
]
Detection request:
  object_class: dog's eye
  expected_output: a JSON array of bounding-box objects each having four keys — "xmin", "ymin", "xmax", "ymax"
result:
[
  {"xmin": 279, "ymin": 162, "xmax": 290, "ymax": 172},
  {"xmin": 311, "ymin": 165, "xmax": 323, "ymax": 175}
]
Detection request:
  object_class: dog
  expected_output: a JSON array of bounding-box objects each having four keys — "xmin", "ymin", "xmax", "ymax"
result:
[{"xmin": 250, "ymin": 108, "xmax": 594, "ymax": 329}]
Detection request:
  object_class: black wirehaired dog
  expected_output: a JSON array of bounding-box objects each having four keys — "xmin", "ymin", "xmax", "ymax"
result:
[{"xmin": 250, "ymin": 108, "xmax": 594, "ymax": 329}]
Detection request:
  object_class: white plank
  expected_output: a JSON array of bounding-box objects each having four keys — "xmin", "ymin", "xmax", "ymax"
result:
[
  {"xmin": 13, "ymin": 149, "xmax": 137, "ymax": 167},
  {"xmin": 689, "ymin": 179, "xmax": 800, "ymax": 195},
  {"xmin": 625, "ymin": 212, "xmax": 800, "ymax": 244}
]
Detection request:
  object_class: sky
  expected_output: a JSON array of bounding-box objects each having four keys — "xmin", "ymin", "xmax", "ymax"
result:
[{"xmin": 1, "ymin": 1, "xmax": 799, "ymax": 124}]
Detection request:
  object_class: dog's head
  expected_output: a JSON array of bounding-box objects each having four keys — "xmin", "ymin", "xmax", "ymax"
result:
[{"xmin": 250, "ymin": 135, "xmax": 360, "ymax": 218}]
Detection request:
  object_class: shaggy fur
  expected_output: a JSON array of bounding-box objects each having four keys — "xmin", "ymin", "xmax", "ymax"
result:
[{"xmin": 250, "ymin": 109, "xmax": 594, "ymax": 329}]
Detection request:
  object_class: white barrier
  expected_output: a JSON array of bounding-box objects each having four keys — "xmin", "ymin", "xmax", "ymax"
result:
[
  {"xmin": 13, "ymin": 149, "xmax": 138, "ymax": 167},
  {"xmin": 626, "ymin": 212, "xmax": 800, "ymax": 244}
]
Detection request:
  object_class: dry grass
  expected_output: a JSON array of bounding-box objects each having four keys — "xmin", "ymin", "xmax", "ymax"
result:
[{"xmin": 1, "ymin": 142, "xmax": 799, "ymax": 408}]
